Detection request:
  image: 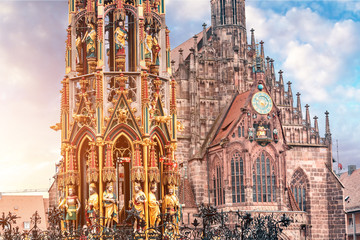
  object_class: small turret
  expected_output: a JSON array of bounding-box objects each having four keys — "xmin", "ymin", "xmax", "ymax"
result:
[
  {"xmin": 314, "ymin": 116, "xmax": 319, "ymax": 144},
  {"xmin": 193, "ymin": 35, "xmax": 198, "ymax": 55},
  {"xmin": 202, "ymin": 23, "xmax": 208, "ymax": 47},
  {"xmin": 296, "ymin": 92, "xmax": 302, "ymax": 124},
  {"xmin": 260, "ymin": 40, "xmax": 265, "ymax": 70},
  {"xmin": 251, "ymin": 28, "xmax": 256, "ymax": 51},
  {"xmin": 305, "ymin": 104, "xmax": 311, "ymax": 143},
  {"xmin": 279, "ymin": 70, "xmax": 284, "ymax": 86},
  {"xmin": 278, "ymin": 70, "xmax": 284, "ymax": 105},
  {"xmin": 287, "ymin": 81, "xmax": 293, "ymax": 124},
  {"xmin": 325, "ymin": 111, "xmax": 332, "ymax": 145},
  {"xmin": 305, "ymin": 104, "xmax": 311, "ymax": 126}
]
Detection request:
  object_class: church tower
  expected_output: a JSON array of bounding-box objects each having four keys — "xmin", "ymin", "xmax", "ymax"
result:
[
  {"xmin": 210, "ymin": 0, "xmax": 249, "ymax": 96},
  {"xmin": 53, "ymin": 0, "xmax": 180, "ymax": 230}
]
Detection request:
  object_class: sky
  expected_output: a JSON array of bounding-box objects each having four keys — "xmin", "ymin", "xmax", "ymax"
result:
[{"xmin": 0, "ymin": 0, "xmax": 359, "ymax": 192}]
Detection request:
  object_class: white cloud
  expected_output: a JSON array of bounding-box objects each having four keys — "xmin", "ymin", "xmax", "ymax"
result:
[
  {"xmin": 246, "ymin": 6, "xmax": 360, "ymax": 103},
  {"xmin": 166, "ymin": 0, "xmax": 210, "ymax": 21}
]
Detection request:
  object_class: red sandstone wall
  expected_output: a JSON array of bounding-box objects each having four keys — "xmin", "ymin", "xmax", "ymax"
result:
[{"xmin": 286, "ymin": 146, "xmax": 346, "ymax": 239}]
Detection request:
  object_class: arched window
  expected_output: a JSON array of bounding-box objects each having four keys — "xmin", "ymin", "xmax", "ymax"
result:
[
  {"xmin": 213, "ymin": 165, "xmax": 225, "ymax": 206},
  {"xmin": 290, "ymin": 169, "xmax": 308, "ymax": 211},
  {"xmin": 252, "ymin": 152, "xmax": 276, "ymax": 202},
  {"xmin": 231, "ymin": 152, "xmax": 245, "ymax": 203},
  {"xmin": 232, "ymin": 0, "xmax": 237, "ymax": 24}
]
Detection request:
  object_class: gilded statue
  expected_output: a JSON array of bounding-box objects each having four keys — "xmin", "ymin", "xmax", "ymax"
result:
[
  {"xmin": 103, "ymin": 183, "xmax": 118, "ymax": 228},
  {"xmin": 148, "ymin": 183, "xmax": 161, "ymax": 228},
  {"xmin": 130, "ymin": 182, "xmax": 146, "ymax": 232},
  {"xmin": 86, "ymin": 183, "xmax": 99, "ymax": 226},
  {"xmin": 256, "ymin": 125, "xmax": 267, "ymax": 138},
  {"xmin": 65, "ymin": 186, "xmax": 81, "ymax": 230},
  {"xmin": 82, "ymin": 23, "xmax": 96, "ymax": 58},
  {"xmin": 163, "ymin": 184, "xmax": 179, "ymax": 225},
  {"xmin": 144, "ymin": 25, "xmax": 160, "ymax": 65},
  {"xmin": 115, "ymin": 21, "xmax": 127, "ymax": 56},
  {"xmin": 58, "ymin": 194, "xmax": 67, "ymax": 231}
]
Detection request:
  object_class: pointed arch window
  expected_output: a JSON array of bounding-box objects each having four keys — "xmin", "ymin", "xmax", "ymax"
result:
[
  {"xmin": 231, "ymin": 152, "xmax": 245, "ymax": 203},
  {"xmin": 252, "ymin": 153, "xmax": 276, "ymax": 202},
  {"xmin": 290, "ymin": 169, "xmax": 308, "ymax": 211},
  {"xmin": 213, "ymin": 165, "xmax": 225, "ymax": 206}
]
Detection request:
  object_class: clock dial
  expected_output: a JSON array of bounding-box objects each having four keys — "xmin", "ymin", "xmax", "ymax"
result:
[{"xmin": 251, "ymin": 92, "xmax": 273, "ymax": 115}]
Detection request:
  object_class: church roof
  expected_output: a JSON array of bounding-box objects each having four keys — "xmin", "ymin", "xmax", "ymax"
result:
[
  {"xmin": 178, "ymin": 178, "xmax": 197, "ymax": 208},
  {"xmin": 340, "ymin": 168, "xmax": 360, "ymax": 212},
  {"xmin": 211, "ymin": 91, "xmax": 251, "ymax": 146},
  {"xmin": 171, "ymin": 27, "xmax": 211, "ymax": 71}
]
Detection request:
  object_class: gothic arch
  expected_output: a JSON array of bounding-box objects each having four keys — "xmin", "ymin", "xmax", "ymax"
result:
[
  {"xmin": 71, "ymin": 126, "xmax": 96, "ymax": 147},
  {"xmin": 105, "ymin": 123, "xmax": 141, "ymax": 141},
  {"xmin": 211, "ymin": 155, "xmax": 225, "ymax": 206},
  {"xmin": 290, "ymin": 167, "xmax": 310, "ymax": 212},
  {"xmin": 210, "ymin": 153, "xmax": 222, "ymax": 170},
  {"xmin": 150, "ymin": 126, "xmax": 170, "ymax": 149},
  {"xmin": 249, "ymin": 143, "xmax": 278, "ymax": 161},
  {"xmin": 251, "ymin": 151, "xmax": 277, "ymax": 203}
]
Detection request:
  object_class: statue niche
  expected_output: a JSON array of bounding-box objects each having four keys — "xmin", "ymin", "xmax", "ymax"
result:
[{"xmin": 76, "ymin": 19, "xmax": 97, "ymax": 74}]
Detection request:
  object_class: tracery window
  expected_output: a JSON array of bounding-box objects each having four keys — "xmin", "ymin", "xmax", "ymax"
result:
[
  {"xmin": 220, "ymin": 0, "xmax": 226, "ymax": 25},
  {"xmin": 213, "ymin": 165, "xmax": 225, "ymax": 206},
  {"xmin": 252, "ymin": 152, "xmax": 276, "ymax": 202},
  {"xmin": 232, "ymin": 0, "xmax": 237, "ymax": 24},
  {"xmin": 290, "ymin": 168, "xmax": 308, "ymax": 211},
  {"xmin": 231, "ymin": 152, "xmax": 245, "ymax": 203}
]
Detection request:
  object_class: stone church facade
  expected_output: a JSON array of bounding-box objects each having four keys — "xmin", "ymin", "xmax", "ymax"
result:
[{"xmin": 172, "ymin": 0, "xmax": 346, "ymax": 239}]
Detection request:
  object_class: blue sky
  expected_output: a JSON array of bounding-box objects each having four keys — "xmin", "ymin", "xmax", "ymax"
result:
[{"xmin": 0, "ymin": 0, "xmax": 358, "ymax": 192}]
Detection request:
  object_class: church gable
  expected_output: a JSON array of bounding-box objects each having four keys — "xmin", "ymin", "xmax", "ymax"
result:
[
  {"xmin": 210, "ymin": 76, "xmax": 286, "ymax": 149},
  {"xmin": 246, "ymin": 78, "xmax": 285, "ymax": 147}
]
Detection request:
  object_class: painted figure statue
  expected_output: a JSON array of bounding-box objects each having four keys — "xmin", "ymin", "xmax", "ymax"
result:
[
  {"xmin": 76, "ymin": 34, "xmax": 82, "ymax": 64},
  {"xmin": 82, "ymin": 23, "xmax": 96, "ymax": 58},
  {"xmin": 65, "ymin": 186, "xmax": 81, "ymax": 230},
  {"xmin": 148, "ymin": 183, "xmax": 161, "ymax": 228},
  {"xmin": 144, "ymin": 25, "xmax": 160, "ymax": 65},
  {"xmin": 256, "ymin": 125, "xmax": 267, "ymax": 138},
  {"xmin": 163, "ymin": 184, "xmax": 179, "ymax": 225},
  {"xmin": 58, "ymin": 194, "xmax": 67, "ymax": 231},
  {"xmin": 130, "ymin": 182, "xmax": 147, "ymax": 232},
  {"xmin": 103, "ymin": 183, "xmax": 118, "ymax": 228},
  {"xmin": 115, "ymin": 21, "xmax": 127, "ymax": 56},
  {"xmin": 86, "ymin": 183, "xmax": 99, "ymax": 226}
]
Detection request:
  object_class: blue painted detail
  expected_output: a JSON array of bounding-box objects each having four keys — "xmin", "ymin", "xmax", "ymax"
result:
[
  {"xmin": 251, "ymin": 92, "xmax": 273, "ymax": 115},
  {"xmin": 258, "ymin": 84, "xmax": 264, "ymax": 91}
]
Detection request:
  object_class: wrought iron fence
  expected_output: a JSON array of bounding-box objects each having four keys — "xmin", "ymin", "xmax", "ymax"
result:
[{"xmin": 0, "ymin": 204, "xmax": 292, "ymax": 240}]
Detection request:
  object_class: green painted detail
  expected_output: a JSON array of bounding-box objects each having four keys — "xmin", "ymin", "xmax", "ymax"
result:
[
  {"xmin": 100, "ymin": 42, "xmax": 102, "ymax": 60},
  {"xmin": 167, "ymin": 51, "xmax": 170, "ymax": 67},
  {"xmin": 161, "ymin": 0, "xmax": 164, "ymax": 13},
  {"xmin": 71, "ymin": 0, "xmax": 74, "ymax": 12}
]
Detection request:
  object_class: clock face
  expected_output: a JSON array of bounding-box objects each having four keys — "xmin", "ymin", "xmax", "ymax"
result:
[{"xmin": 252, "ymin": 92, "xmax": 273, "ymax": 115}]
